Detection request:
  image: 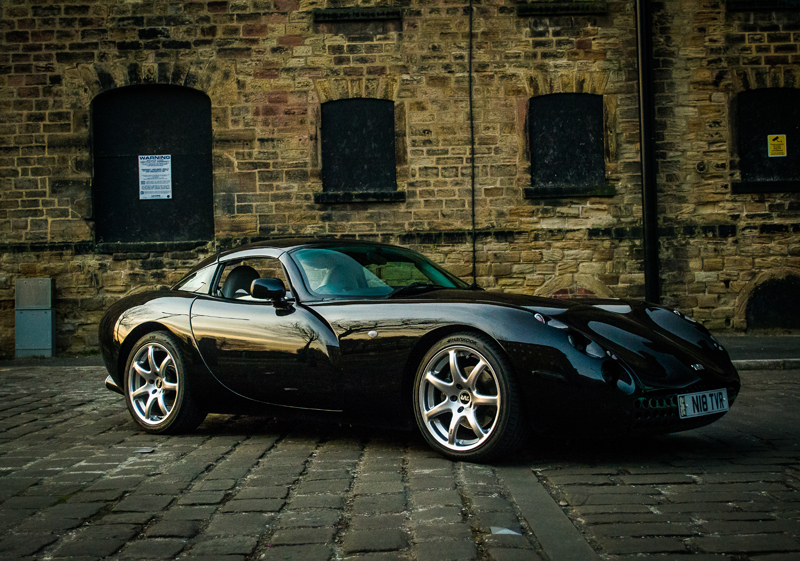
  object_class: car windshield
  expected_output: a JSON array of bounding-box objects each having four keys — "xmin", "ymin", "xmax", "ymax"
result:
[{"xmin": 291, "ymin": 245, "xmax": 469, "ymax": 298}]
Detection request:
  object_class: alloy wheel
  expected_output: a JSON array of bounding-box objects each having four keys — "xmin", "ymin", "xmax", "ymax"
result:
[
  {"xmin": 127, "ymin": 342, "xmax": 179, "ymax": 426},
  {"xmin": 417, "ymin": 345, "xmax": 501, "ymax": 452}
]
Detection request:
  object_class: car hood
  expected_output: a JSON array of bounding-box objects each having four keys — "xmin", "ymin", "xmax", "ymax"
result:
[{"xmin": 409, "ymin": 289, "xmax": 736, "ymax": 389}]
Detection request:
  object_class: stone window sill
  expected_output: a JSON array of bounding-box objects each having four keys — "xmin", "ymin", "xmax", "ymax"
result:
[
  {"xmin": 517, "ymin": 1, "xmax": 608, "ymax": 16},
  {"xmin": 726, "ymin": 0, "xmax": 800, "ymax": 11},
  {"xmin": 524, "ymin": 183, "xmax": 616, "ymax": 199},
  {"xmin": 95, "ymin": 240, "xmax": 210, "ymax": 254},
  {"xmin": 731, "ymin": 180, "xmax": 800, "ymax": 194},
  {"xmin": 314, "ymin": 191, "xmax": 406, "ymax": 204}
]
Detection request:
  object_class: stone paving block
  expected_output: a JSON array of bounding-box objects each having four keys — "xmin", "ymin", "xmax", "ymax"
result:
[
  {"xmin": 177, "ymin": 492, "xmax": 227, "ymax": 505},
  {"xmin": 205, "ymin": 513, "xmax": 274, "ymax": 535},
  {"xmin": 352, "ymin": 493, "xmax": 406, "ymax": 515},
  {"xmin": 97, "ymin": 512, "xmax": 154, "ymax": 524},
  {"xmin": 276, "ymin": 509, "xmax": 341, "ymax": 528},
  {"xmin": 413, "ymin": 523, "xmax": 473, "ymax": 542},
  {"xmin": 0, "ymin": 533, "xmax": 58, "ymax": 557},
  {"xmin": 193, "ymin": 478, "xmax": 237, "ymax": 491},
  {"xmin": 471, "ymin": 511, "xmax": 521, "ymax": 533},
  {"xmin": 261, "ymin": 544, "xmax": 333, "ymax": 560},
  {"xmin": 343, "ymin": 528, "xmax": 407, "ymax": 554},
  {"xmin": 691, "ymin": 535, "xmax": 800, "ymax": 553},
  {"xmin": 145, "ymin": 519, "xmax": 202, "ymax": 538},
  {"xmin": 287, "ymin": 493, "xmax": 345, "ymax": 510},
  {"xmin": 416, "ymin": 540, "xmax": 478, "ymax": 561},
  {"xmin": 294, "ymin": 479, "xmax": 352, "ymax": 495},
  {"xmin": 0, "ymin": 495, "xmax": 60, "ymax": 510},
  {"xmin": 269, "ymin": 527, "xmax": 337, "ymax": 545},
  {"xmin": 113, "ymin": 493, "xmax": 174, "ymax": 512},
  {"xmin": 591, "ymin": 522, "xmax": 696, "ymax": 537},
  {"xmin": 471, "ymin": 495, "xmax": 513, "ymax": 512},
  {"xmin": 42, "ymin": 502, "xmax": 106, "ymax": 519},
  {"xmin": 221, "ymin": 499, "xmax": 284, "ymax": 512},
  {"xmin": 117, "ymin": 538, "xmax": 187, "ymax": 559},
  {"xmin": 410, "ymin": 489, "xmax": 461, "ymax": 508},
  {"xmin": 51, "ymin": 537, "xmax": 127, "ymax": 558},
  {"xmin": 350, "ymin": 513, "xmax": 406, "ymax": 531},
  {"xmin": 408, "ymin": 476, "xmax": 456, "ymax": 491},
  {"xmin": 85, "ymin": 475, "xmax": 146, "ymax": 491},
  {"xmin": 234, "ymin": 486, "xmax": 290, "ymax": 500},
  {"xmin": 13, "ymin": 515, "xmax": 85, "ymax": 532},
  {"xmin": 411, "ymin": 505, "xmax": 463, "ymax": 524},
  {"xmin": 595, "ymin": 536, "xmax": 689, "ymax": 554},
  {"xmin": 353, "ymin": 480, "xmax": 405, "ymax": 495},
  {"xmin": 701, "ymin": 520, "xmax": 798, "ymax": 534},
  {"xmin": 189, "ymin": 536, "xmax": 260, "ymax": 555},
  {"xmin": 161, "ymin": 506, "xmax": 218, "ymax": 520},
  {"xmin": 486, "ymin": 547, "xmax": 544, "ymax": 561}
]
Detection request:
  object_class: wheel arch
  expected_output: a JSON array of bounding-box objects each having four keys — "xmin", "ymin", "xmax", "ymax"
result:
[{"xmin": 117, "ymin": 322, "xmax": 175, "ymax": 380}]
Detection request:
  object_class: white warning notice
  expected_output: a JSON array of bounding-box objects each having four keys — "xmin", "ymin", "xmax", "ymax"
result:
[{"xmin": 138, "ymin": 155, "xmax": 172, "ymax": 200}]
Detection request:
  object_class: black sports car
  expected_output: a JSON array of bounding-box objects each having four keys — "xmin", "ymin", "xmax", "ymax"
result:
[{"xmin": 100, "ymin": 239, "xmax": 739, "ymax": 461}]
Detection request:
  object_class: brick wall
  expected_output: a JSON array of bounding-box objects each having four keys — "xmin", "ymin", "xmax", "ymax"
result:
[{"xmin": 1, "ymin": 0, "xmax": 799, "ymax": 357}]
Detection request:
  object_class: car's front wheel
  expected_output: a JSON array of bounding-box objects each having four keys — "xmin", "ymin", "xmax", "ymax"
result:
[
  {"xmin": 413, "ymin": 332, "xmax": 526, "ymax": 462},
  {"xmin": 124, "ymin": 332, "xmax": 206, "ymax": 434}
]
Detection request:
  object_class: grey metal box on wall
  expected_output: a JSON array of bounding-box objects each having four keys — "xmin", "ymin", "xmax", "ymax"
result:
[{"xmin": 15, "ymin": 279, "xmax": 55, "ymax": 358}]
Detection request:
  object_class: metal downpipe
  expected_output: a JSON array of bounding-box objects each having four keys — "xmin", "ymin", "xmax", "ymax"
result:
[{"xmin": 635, "ymin": 0, "xmax": 660, "ymax": 303}]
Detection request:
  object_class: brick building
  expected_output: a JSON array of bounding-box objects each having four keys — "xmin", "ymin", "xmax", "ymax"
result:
[{"xmin": 1, "ymin": 0, "xmax": 799, "ymax": 357}]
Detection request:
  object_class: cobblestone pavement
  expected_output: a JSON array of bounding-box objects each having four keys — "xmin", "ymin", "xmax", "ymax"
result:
[{"xmin": 0, "ymin": 363, "xmax": 797, "ymax": 561}]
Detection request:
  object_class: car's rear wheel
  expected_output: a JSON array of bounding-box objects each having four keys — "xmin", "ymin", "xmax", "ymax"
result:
[
  {"xmin": 413, "ymin": 332, "xmax": 526, "ymax": 462},
  {"xmin": 124, "ymin": 332, "xmax": 206, "ymax": 434}
]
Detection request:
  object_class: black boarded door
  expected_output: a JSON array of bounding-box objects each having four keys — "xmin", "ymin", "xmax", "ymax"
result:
[{"xmin": 92, "ymin": 85, "xmax": 214, "ymax": 243}]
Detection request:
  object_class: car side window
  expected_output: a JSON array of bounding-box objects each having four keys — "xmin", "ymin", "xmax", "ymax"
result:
[
  {"xmin": 173, "ymin": 264, "xmax": 217, "ymax": 294},
  {"xmin": 214, "ymin": 257, "xmax": 292, "ymax": 301}
]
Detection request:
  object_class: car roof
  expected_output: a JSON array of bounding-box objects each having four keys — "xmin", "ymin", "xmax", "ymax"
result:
[{"xmin": 216, "ymin": 238, "xmax": 401, "ymax": 260}]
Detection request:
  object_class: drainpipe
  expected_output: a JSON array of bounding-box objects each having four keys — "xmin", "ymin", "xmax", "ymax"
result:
[
  {"xmin": 468, "ymin": 0, "xmax": 477, "ymax": 286},
  {"xmin": 635, "ymin": 0, "xmax": 660, "ymax": 303}
]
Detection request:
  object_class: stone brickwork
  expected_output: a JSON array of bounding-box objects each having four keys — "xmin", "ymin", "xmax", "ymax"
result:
[{"xmin": 1, "ymin": 0, "xmax": 799, "ymax": 356}]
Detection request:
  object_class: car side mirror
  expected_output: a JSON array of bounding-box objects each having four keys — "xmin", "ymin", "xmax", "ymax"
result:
[{"xmin": 251, "ymin": 277, "xmax": 287, "ymax": 305}]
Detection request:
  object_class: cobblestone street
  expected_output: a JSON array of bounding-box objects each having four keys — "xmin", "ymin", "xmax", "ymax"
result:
[{"xmin": 0, "ymin": 362, "xmax": 797, "ymax": 560}]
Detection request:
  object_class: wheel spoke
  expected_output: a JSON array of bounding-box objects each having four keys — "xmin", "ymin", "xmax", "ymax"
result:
[
  {"xmin": 447, "ymin": 412, "xmax": 464, "ymax": 445},
  {"xmin": 161, "ymin": 380, "xmax": 178, "ymax": 392},
  {"xmin": 157, "ymin": 354, "xmax": 172, "ymax": 377},
  {"xmin": 449, "ymin": 350, "xmax": 466, "ymax": 384},
  {"xmin": 157, "ymin": 393, "xmax": 169, "ymax": 416},
  {"xmin": 472, "ymin": 393, "xmax": 499, "ymax": 407},
  {"xmin": 147, "ymin": 346, "xmax": 157, "ymax": 373},
  {"xmin": 464, "ymin": 359, "xmax": 487, "ymax": 390},
  {"xmin": 424, "ymin": 399, "xmax": 452, "ymax": 421},
  {"xmin": 131, "ymin": 385, "xmax": 150, "ymax": 399},
  {"xmin": 133, "ymin": 361, "xmax": 150, "ymax": 377},
  {"xmin": 425, "ymin": 371, "xmax": 452, "ymax": 394},
  {"xmin": 465, "ymin": 409, "xmax": 487, "ymax": 438},
  {"xmin": 144, "ymin": 394, "xmax": 158, "ymax": 420}
]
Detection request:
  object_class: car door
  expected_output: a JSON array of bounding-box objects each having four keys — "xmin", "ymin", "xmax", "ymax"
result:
[{"xmin": 190, "ymin": 255, "xmax": 341, "ymax": 411}]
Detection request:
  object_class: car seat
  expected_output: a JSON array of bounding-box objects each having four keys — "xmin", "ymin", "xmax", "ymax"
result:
[{"xmin": 221, "ymin": 265, "xmax": 260, "ymax": 299}]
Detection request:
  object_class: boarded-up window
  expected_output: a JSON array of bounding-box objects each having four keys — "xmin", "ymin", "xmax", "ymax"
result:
[
  {"xmin": 737, "ymin": 88, "xmax": 800, "ymax": 185},
  {"xmin": 321, "ymin": 98, "xmax": 396, "ymax": 194},
  {"xmin": 527, "ymin": 93, "xmax": 606, "ymax": 197},
  {"xmin": 92, "ymin": 85, "xmax": 213, "ymax": 244}
]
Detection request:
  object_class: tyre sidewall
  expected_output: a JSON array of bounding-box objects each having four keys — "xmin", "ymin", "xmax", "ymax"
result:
[
  {"xmin": 124, "ymin": 331, "xmax": 188, "ymax": 434},
  {"xmin": 413, "ymin": 332, "xmax": 519, "ymax": 462}
]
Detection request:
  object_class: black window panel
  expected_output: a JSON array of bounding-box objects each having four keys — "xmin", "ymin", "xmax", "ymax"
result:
[
  {"xmin": 92, "ymin": 84, "xmax": 214, "ymax": 243},
  {"xmin": 737, "ymin": 88, "xmax": 800, "ymax": 182},
  {"xmin": 528, "ymin": 93, "xmax": 605, "ymax": 189},
  {"xmin": 321, "ymin": 98, "xmax": 396, "ymax": 193}
]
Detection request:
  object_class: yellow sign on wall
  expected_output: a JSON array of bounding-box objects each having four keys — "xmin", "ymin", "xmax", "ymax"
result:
[{"xmin": 768, "ymin": 135, "xmax": 787, "ymax": 158}]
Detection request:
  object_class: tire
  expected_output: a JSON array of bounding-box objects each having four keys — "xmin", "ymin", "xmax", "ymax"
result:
[
  {"xmin": 413, "ymin": 332, "xmax": 527, "ymax": 462},
  {"xmin": 123, "ymin": 331, "xmax": 206, "ymax": 434}
]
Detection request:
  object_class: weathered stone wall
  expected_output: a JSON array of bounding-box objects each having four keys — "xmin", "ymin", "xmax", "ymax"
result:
[{"xmin": 1, "ymin": 0, "xmax": 799, "ymax": 357}]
